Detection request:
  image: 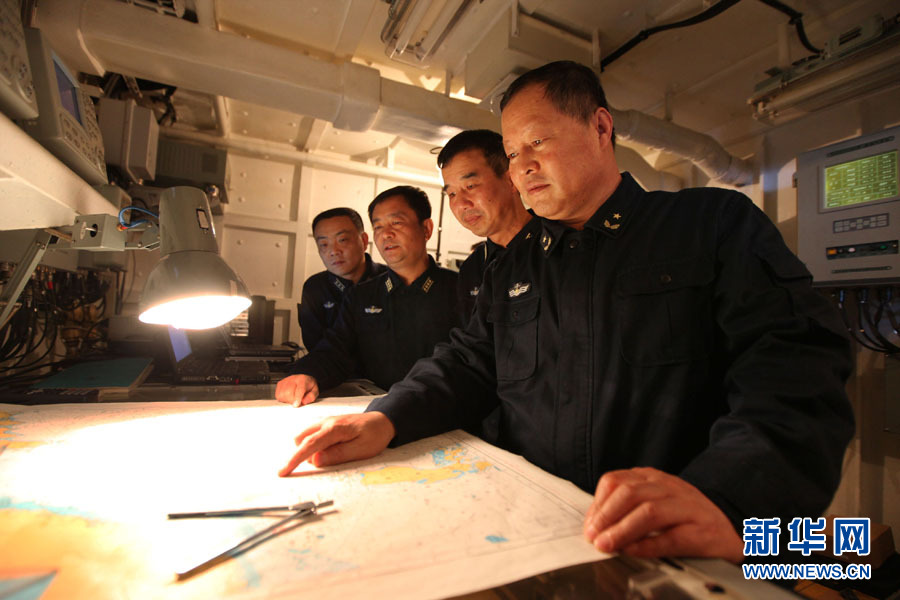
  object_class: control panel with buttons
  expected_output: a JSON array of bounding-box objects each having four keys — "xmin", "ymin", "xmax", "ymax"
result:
[
  {"xmin": 826, "ymin": 240, "xmax": 899, "ymax": 260},
  {"xmin": 832, "ymin": 212, "xmax": 889, "ymax": 233},
  {"xmin": 0, "ymin": 0, "xmax": 38, "ymax": 119},
  {"xmin": 16, "ymin": 26, "xmax": 107, "ymax": 186}
]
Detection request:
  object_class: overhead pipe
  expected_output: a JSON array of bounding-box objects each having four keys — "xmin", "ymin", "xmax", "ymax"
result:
[
  {"xmin": 610, "ymin": 108, "xmax": 755, "ymax": 186},
  {"xmin": 33, "ymin": 0, "xmax": 497, "ymax": 143}
]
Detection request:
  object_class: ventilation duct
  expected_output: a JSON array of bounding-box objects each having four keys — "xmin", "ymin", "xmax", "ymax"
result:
[{"xmin": 611, "ymin": 109, "xmax": 754, "ymax": 186}]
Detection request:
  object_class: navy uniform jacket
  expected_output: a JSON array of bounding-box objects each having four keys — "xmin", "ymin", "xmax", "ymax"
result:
[
  {"xmin": 456, "ymin": 241, "xmax": 492, "ymax": 325},
  {"xmin": 456, "ymin": 217, "xmax": 540, "ymax": 326},
  {"xmin": 455, "ymin": 217, "xmax": 541, "ymax": 443},
  {"xmin": 298, "ymin": 253, "xmax": 386, "ymax": 350},
  {"xmin": 368, "ymin": 172, "xmax": 854, "ymax": 531},
  {"xmin": 292, "ymin": 256, "xmax": 460, "ymax": 392}
]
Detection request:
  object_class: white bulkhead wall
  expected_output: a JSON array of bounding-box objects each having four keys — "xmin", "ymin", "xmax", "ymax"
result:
[{"xmin": 216, "ymin": 151, "xmax": 479, "ymax": 347}]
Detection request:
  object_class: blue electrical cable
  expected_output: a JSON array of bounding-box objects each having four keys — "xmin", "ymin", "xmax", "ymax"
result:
[{"xmin": 118, "ymin": 206, "xmax": 159, "ymax": 229}]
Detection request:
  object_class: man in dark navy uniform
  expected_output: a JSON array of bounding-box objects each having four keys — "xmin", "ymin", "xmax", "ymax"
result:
[
  {"xmin": 438, "ymin": 129, "xmax": 536, "ymax": 325},
  {"xmin": 277, "ymin": 62, "xmax": 853, "ymax": 565},
  {"xmin": 439, "ymin": 129, "xmax": 538, "ymax": 443},
  {"xmin": 298, "ymin": 207, "xmax": 386, "ymax": 350},
  {"xmin": 276, "ymin": 186, "xmax": 459, "ymax": 406}
]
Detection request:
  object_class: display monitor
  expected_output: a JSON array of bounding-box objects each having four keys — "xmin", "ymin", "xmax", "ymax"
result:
[
  {"xmin": 53, "ymin": 60, "xmax": 82, "ymax": 126},
  {"xmin": 168, "ymin": 326, "xmax": 193, "ymax": 364},
  {"xmin": 16, "ymin": 27, "xmax": 106, "ymax": 185},
  {"xmin": 824, "ymin": 150, "xmax": 898, "ymax": 210}
]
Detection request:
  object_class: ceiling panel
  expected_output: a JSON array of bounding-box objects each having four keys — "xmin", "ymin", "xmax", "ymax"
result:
[{"xmin": 228, "ymin": 99, "xmax": 308, "ymax": 146}]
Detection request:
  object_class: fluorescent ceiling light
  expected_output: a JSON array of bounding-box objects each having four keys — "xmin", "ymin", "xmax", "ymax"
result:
[{"xmin": 748, "ymin": 14, "xmax": 900, "ymax": 123}]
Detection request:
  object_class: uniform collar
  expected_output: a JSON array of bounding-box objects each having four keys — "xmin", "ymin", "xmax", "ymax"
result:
[
  {"xmin": 361, "ymin": 253, "xmax": 385, "ymax": 280},
  {"xmin": 483, "ymin": 239, "xmax": 501, "ymax": 263},
  {"xmin": 584, "ymin": 172, "xmax": 639, "ymax": 237},
  {"xmin": 328, "ymin": 271, "xmax": 351, "ymax": 293},
  {"xmin": 329, "ymin": 253, "xmax": 382, "ymax": 292},
  {"xmin": 538, "ymin": 172, "xmax": 641, "ymax": 256},
  {"xmin": 385, "ymin": 255, "xmax": 440, "ymax": 294},
  {"xmin": 485, "ymin": 210, "xmax": 538, "ymax": 259}
]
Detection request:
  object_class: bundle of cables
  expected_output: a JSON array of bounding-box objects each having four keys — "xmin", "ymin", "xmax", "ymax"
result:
[
  {"xmin": 0, "ymin": 203, "xmax": 158, "ymax": 390},
  {"xmin": 834, "ymin": 287, "xmax": 900, "ymax": 355},
  {"xmin": 0, "ymin": 269, "xmax": 113, "ymax": 389}
]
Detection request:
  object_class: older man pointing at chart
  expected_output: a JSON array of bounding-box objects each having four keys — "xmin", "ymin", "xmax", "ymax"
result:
[{"xmin": 278, "ymin": 61, "xmax": 853, "ymax": 564}]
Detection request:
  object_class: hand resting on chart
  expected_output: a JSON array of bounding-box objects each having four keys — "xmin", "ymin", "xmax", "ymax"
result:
[
  {"xmin": 275, "ymin": 374, "xmax": 320, "ymax": 407},
  {"xmin": 582, "ymin": 467, "xmax": 744, "ymax": 563}
]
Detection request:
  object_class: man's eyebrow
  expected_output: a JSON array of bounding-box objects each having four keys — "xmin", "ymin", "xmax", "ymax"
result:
[
  {"xmin": 314, "ymin": 228, "xmax": 354, "ymax": 239},
  {"xmin": 372, "ymin": 211, "xmax": 408, "ymax": 222},
  {"xmin": 443, "ymin": 171, "xmax": 479, "ymax": 192}
]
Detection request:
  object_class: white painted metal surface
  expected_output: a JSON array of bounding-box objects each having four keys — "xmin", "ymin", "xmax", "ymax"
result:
[{"xmin": 0, "ymin": 112, "xmax": 117, "ymax": 231}]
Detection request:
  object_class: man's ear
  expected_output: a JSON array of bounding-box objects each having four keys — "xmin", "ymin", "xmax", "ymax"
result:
[
  {"xmin": 422, "ymin": 218, "xmax": 434, "ymax": 241},
  {"xmin": 360, "ymin": 231, "xmax": 369, "ymax": 247},
  {"xmin": 594, "ymin": 106, "xmax": 614, "ymax": 149},
  {"xmin": 504, "ymin": 171, "xmax": 520, "ymax": 195}
]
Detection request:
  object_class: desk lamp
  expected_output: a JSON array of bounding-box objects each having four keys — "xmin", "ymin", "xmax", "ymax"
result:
[{"xmin": 138, "ymin": 186, "xmax": 251, "ymax": 329}]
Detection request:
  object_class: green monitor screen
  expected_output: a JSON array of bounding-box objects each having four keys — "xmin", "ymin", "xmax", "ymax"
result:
[{"xmin": 824, "ymin": 149, "xmax": 898, "ymax": 209}]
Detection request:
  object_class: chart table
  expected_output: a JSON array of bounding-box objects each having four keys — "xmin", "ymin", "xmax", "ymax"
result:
[{"xmin": 0, "ymin": 397, "xmax": 607, "ymax": 599}]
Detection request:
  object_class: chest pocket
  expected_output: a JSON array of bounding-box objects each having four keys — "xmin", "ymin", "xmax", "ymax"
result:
[
  {"xmin": 487, "ymin": 296, "xmax": 540, "ymax": 381},
  {"xmin": 617, "ymin": 256, "xmax": 714, "ymax": 366},
  {"xmin": 358, "ymin": 307, "xmax": 389, "ymax": 332}
]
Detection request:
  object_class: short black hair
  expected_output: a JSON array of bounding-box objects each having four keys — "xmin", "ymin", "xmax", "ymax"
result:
[
  {"xmin": 437, "ymin": 129, "xmax": 508, "ymax": 178},
  {"xmin": 499, "ymin": 60, "xmax": 615, "ymax": 147},
  {"xmin": 368, "ymin": 185, "xmax": 431, "ymax": 224},
  {"xmin": 312, "ymin": 207, "xmax": 365, "ymax": 234}
]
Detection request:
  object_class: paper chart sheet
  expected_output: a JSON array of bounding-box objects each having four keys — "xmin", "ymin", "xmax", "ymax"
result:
[{"xmin": 0, "ymin": 397, "xmax": 605, "ymax": 599}]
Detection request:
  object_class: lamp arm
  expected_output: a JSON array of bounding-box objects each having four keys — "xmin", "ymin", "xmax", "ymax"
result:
[
  {"xmin": 125, "ymin": 223, "xmax": 160, "ymax": 251},
  {"xmin": 0, "ymin": 230, "xmax": 54, "ymax": 329}
]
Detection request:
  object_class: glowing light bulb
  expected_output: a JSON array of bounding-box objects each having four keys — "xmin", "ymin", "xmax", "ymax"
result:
[{"xmin": 139, "ymin": 295, "xmax": 251, "ymax": 330}]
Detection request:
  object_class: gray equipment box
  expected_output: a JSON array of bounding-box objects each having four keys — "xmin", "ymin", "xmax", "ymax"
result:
[{"xmin": 796, "ymin": 125, "xmax": 900, "ymax": 286}]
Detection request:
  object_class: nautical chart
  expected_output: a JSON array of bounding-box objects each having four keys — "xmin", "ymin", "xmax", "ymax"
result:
[{"xmin": 0, "ymin": 397, "xmax": 603, "ymax": 599}]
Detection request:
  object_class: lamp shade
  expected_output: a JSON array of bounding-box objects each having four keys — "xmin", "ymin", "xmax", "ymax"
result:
[{"xmin": 138, "ymin": 187, "xmax": 251, "ymax": 330}]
